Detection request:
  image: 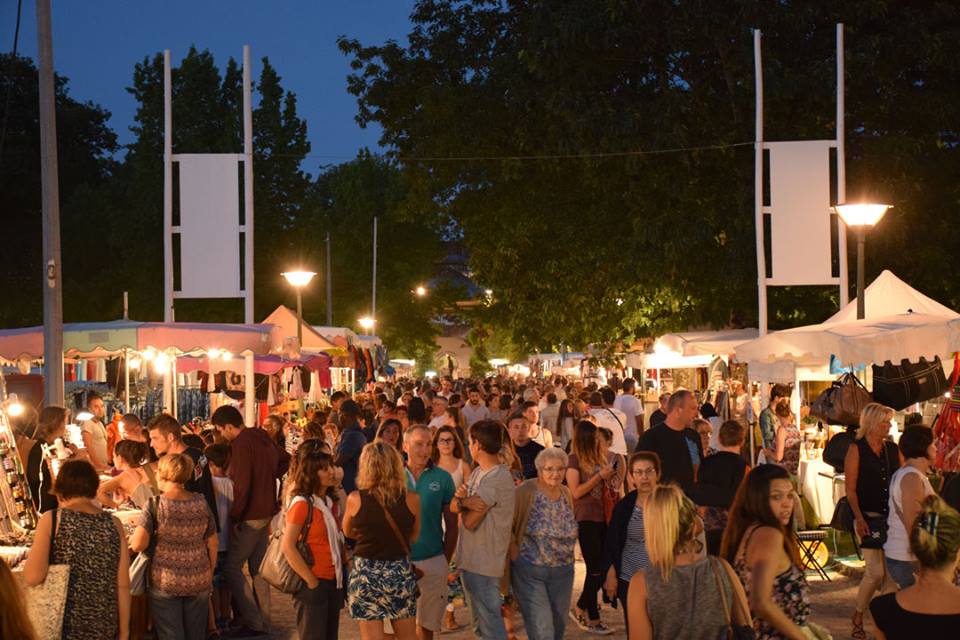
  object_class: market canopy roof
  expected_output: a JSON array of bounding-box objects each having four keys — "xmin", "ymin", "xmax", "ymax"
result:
[
  {"xmin": 826, "ymin": 270, "xmax": 959, "ymax": 324},
  {"xmin": 734, "ymin": 312, "xmax": 960, "ymax": 370},
  {"xmin": 656, "ymin": 328, "xmax": 759, "ymax": 357},
  {"xmin": 262, "ymin": 306, "xmax": 338, "ymax": 351},
  {"xmin": 0, "ymin": 320, "xmax": 279, "ymax": 361}
]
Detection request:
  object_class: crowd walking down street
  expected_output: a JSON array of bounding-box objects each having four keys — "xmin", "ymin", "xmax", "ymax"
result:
[{"xmin": 4, "ymin": 376, "xmax": 960, "ymax": 640}]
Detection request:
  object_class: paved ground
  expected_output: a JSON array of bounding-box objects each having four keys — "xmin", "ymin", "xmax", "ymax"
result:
[{"xmin": 261, "ymin": 560, "xmax": 873, "ymax": 639}]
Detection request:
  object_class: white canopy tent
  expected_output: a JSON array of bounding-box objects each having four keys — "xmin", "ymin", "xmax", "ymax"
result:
[
  {"xmin": 826, "ymin": 270, "xmax": 959, "ymax": 324},
  {"xmin": 655, "ymin": 328, "xmax": 760, "ymax": 357}
]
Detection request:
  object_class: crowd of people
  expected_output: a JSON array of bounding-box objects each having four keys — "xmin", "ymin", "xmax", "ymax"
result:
[{"xmin": 3, "ymin": 375, "xmax": 960, "ymax": 640}]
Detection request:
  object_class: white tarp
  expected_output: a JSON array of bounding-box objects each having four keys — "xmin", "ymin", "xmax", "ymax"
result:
[
  {"xmin": 826, "ymin": 269, "xmax": 959, "ymax": 324},
  {"xmin": 765, "ymin": 140, "xmax": 838, "ymax": 286},
  {"xmin": 656, "ymin": 328, "xmax": 759, "ymax": 357},
  {"xmin": 735, "ymin": 312, "xmax": 960, "ymax": 370},
  {"xmin": 177, "ymin": 154, "xmax": 241, "ymax": 298}
]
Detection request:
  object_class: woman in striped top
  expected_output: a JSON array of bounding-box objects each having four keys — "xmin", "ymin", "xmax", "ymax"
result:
[{"xmin": 603, "ymin": 452, "xmax": 661, "ymax": 633}]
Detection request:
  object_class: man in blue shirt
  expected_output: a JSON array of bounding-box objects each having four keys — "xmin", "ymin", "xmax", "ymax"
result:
[
  {"xmin": 334, "ymin": 399, "xmax": 366, "ymax": 495},
  {"xmin": 404, "ymin": 425, "xmax": 457, "ymax": 640}
]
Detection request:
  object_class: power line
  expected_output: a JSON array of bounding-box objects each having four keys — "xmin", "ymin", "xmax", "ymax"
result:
[
  {"xmin": 275, "ymin": 140, "xmax": 754, "ymax": 163},
  {"xmin": 0, "ymin": 0, "xmax": 24, "ymax": 168}
]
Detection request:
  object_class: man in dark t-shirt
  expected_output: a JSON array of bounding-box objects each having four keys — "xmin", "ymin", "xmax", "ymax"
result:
[
  {"xmin": 636, "ymin": 389, "xmax": 702, "ymax": 496},
  {"xmin": 147, "ymin": 414, "xmax": 218, "ymax": 522},
  {"xmin": 648, "ymin": 392, "xmax": 670, "ymax": 429},
  {"xmin": 508, "ymin": 412, "xmax": 544, "ymax": 480}
]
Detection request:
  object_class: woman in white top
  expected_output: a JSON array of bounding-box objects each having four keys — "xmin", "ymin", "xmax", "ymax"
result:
[{"xmin": 884, "ymin": 425, "xmax": 936, "ymax": 589}]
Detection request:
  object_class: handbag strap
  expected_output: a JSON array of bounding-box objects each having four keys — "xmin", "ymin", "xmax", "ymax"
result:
[
  {"xmin": 145, "ymin": 496, "xmax": 160, "ymax": 557},
  {"xmin": 142, "ymin": 463, "xmax": 160, "ymax": 496},
  {"xmin": 375, "ymin": 493, "xmax": 411, "ymax": 556},
  {"xmin": 48, "ymin": 508, "xmax": 58, "ymax": 564},
  {"xmin": 708, "ymin": 557, "xmax": 733, "ymax": 629}
]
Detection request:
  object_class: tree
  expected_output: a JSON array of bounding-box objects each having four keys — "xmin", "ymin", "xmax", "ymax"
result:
[
  {"xmin": 338, "ymin": 1, "xmax": 960, "ymax": 350},
  {"xmin": 0, "ymin": 54, "xmax": 117, "ymax": 326},
  {"xmin": 301, "ymin": 152, "xmax": 452, "ymax": 361}
]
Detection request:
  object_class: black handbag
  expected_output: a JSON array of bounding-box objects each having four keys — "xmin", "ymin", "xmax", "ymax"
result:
[
  {"xmin": 830, "ymin": 497, "xmax": 855, "ymax": 533},
  {"xmin": 872, "ymin": 356, "xmax": 948, "ymax": 410},
  {"xmin": 858, "ymin": 513, "xmax": 888, "ymax": 549}
]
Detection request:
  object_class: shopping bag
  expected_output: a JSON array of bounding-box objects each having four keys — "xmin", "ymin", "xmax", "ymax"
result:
[
  {"xmin": 810, "ymin": 373, "xmax": 872, "ymax": 426},
  {"xmin": 872, "ymin": 356, "xmax": 948, "ymax": 410}
]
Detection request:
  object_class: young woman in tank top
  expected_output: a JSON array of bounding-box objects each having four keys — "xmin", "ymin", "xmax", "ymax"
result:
[
  {"xmin": 722, "ymin": 464, "xmax": 811, "ymax": 640},
  {"xmin": 884, "ymin": 425, "xmax": 937, "ymax": 589},
  {"xmin": 432, "ymin": 425, "xmax": 471, "ymax": 489},
  {"xmin": 96, "ymin": 440, "xmax": 159, "ymax": 509}
]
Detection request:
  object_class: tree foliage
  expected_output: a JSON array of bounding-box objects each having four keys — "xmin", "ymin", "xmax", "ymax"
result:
[{"xmin": 338, "ymin": 0, "xmax": 960, "ymax": 350}]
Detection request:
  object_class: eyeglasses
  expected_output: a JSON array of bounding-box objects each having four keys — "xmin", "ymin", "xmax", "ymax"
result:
[
  {"xmin": 437, "ymin": 438, "xmax": 455, "ymax": 444},
  {"xmin": 541, "ymin": 466, "xmax": 565, "ymax": 473},
  {"xmin": 632, "ymin": 468, "xmax": 657, "ymax": 476}
]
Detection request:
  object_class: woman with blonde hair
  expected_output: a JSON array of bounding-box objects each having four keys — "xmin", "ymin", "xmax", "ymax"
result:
[
  {"xmin": 343, "ymin": 442, "xmax": 421, "ymax": 640},
  {"xmin": 870, "ymin": 495, "xmax": 960, "ymax": 636},
  {"xmin": 130, "ymin": 453, "xmax": 217, "ymax": 640},
  {"xmin": 0, "ymin": 558, "xmax": 37, "ymax": 640},
  {"xmin": 627, "ymin": 485, "xmax": 750, "ymax": 639},
  {"xmin": 844, "ymin": 402, "xmax": 900, "ymax": 638}
]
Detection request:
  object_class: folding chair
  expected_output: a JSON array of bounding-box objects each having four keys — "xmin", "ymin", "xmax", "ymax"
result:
[{"xmin": 795, "ymin": 530, "xmax": 831, "ymax": 581}]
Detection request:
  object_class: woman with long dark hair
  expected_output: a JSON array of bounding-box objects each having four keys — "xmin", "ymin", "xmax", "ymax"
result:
[
  {"xmin": 566, "ymin": 420, "xmax": 622, "ymax": 634},
  {"xmin": 407, "ymin": 397, "xmax": 428, "ymax": 425},
  {"xmin": 282, "ymin": 449, "xmax": 346, "ymax": 640},
  {"xmin": 721, "ymin": 464, "xmax": 809, "ymax": 640},
  {"xmin": 557, "ymin": 399, "xmax": 580, "ymax": 449}
]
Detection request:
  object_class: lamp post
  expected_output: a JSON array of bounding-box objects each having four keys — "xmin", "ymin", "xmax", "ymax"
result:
[
  {"xmin": 282, "ymin": 271, "xmax": 317, "ymax": 348},
  {"xmin": 833, "ymin": 203, "xmax": 891, "ymax": 319},
  {"xmin": 358, "ymin": 316, "xmax": 375, "ymax": 336}
]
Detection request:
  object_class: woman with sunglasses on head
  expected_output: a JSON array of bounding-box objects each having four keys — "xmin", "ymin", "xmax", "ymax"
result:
[
  {"xmin": 870, "ymin": 495, "xmax": 960, "ymax": 638},
  {"xmin": 603, "ymin": 452, "xmax": 660, "ymax": 632}
]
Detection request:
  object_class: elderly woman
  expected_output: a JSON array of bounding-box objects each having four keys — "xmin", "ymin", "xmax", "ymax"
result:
[
  {"xmin": 844, "ymin": 402, "xmax": 900, "ymax": 639},
  {"xmin": 509, "ymin": 447, "xmax": 578, "ymax": 640}
]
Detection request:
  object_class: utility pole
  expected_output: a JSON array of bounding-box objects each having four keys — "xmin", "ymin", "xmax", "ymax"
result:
[
  {"xmin": 36, "ymin": 0, "xmax": 64, "ymax": 406},
  {"xmin": 325, "ymin": 231, "xmax": 333, "ymax": 325},
  {"xmin": 371, "ymin": 216, "xmax": 378, "ymax": 329}
]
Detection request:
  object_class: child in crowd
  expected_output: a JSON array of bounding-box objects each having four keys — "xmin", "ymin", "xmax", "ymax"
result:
[{"xmin": 205, "ymin": 443, "xmax": 234, "ymax": 631}]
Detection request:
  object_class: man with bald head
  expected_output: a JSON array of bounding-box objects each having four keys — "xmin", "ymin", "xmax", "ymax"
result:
[{"xmin": 635, "ymin": 389, "xmax": 703, "ymax": 496}]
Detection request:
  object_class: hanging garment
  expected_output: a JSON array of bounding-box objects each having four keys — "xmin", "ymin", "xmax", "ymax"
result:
[
  {"xmin": 308, "ymin": 371, "xmax": 320, "ymax": 403},
  {"xmin": 363, "ymin": 349, "xmax": 375, "ymax": 382},
  {"xmin": 290, "ymin": 368, "xmax": 305, "ymax": 399}
]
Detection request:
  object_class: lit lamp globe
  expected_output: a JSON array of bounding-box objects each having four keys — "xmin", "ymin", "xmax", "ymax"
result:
[
  {"xmin": 415, "ymin": 286, "xmax": 427, "ymax": 297},
  {"xmin": 282, "ymin": 271, "xmax": 317, "ymax": 288},
  {"xmin": 833, "ymin": 203, "xmax": 891, "ymax": 227},
  {"xmin": 358, "ymin": 317, "xmax": 375, "ymax": 332},
  {"xmin": 833, "ymin": 203, "xmax": 892, "ymax": 320}
]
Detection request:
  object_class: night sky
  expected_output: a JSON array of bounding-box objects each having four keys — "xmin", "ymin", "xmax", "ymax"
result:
[{"xmin": 6, "ymin": 0, "xmax": 417, "ymax": 167}]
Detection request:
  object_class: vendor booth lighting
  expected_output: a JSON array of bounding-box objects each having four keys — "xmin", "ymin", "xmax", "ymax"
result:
[
  {"xmin": 153, "ymin": 352, "xmax": 170, "ymax": 374},
  {"xmin": 129, "ymin": 357, "xmax": 142, "ymax": 371},
  {"xmin": 489, "ymin": 358, "xmax": 510, "ymax": 367},
  {"xmin": 221, "ymin": 351, "xmax": 232, "ymax": 361},
  {"xmin": 425, "ymin": 370, "xmax": 438, "ymax": 378},
  {"xmin": 4, "ymin": 400, "xmax": 23, "ymax": 418},
  {"xmin": 142, "ymin": 348, "xmax": 156, "ymax": 361}
]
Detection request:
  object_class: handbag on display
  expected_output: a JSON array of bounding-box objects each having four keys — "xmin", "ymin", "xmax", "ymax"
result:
[
  {"xmin": 14, "ymin": 509, "xmax": 71, "ymax": 640},
  {"xmin": 129, "ymin": 496, "xmax": 159, "ymax": 596},
  {"xmin": 259, "ymin": 495, "xmax": 315, "ymax": 594},
  {"xmin": 810, "ymin": 373, "xmax": 872, "ymax": 426},
  {"xmin": 871, "ymin": 356, "xmax": 948, "ymax": 410}
]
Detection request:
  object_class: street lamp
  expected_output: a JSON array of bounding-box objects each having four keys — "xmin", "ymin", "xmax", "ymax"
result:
[
  {"xmin": 282, "ymin": 270, "xmax": 317, "ymax": 348},
  {"xmin": 415, "ymin": 285, "xmax": 427, "ymax": 298},
  {"xmin": 358, "ymin": 316, "xmax": 375, "ymax": 335},
  {"xmin": 834, "ymin": 203, "xmax": 891, "ymax": 320}
]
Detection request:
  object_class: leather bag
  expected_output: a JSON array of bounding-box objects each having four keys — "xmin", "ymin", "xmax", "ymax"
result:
[
  {"xmin": 872, "ymin": 356, "xmax": 948, "ymax": 410},
  {"xmin": 810, "ymin": 373, "xmax": 872, "ymax": 426},
  {"xmin": 259, "ymin": 495, "xmax": 315, "ymax": 594}
]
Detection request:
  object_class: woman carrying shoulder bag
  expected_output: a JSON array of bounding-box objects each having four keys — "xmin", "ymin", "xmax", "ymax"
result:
[
  {"xmin": 628, "ymin": 485, "xmax": 751, "ymax": 640},
  {"xmin": 843, "ymin": 403, "xmax": 900, "ymax": 639},
  {"xmin": 281, "ymin": 448, "xmax": 346, "ymax": 640}
]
